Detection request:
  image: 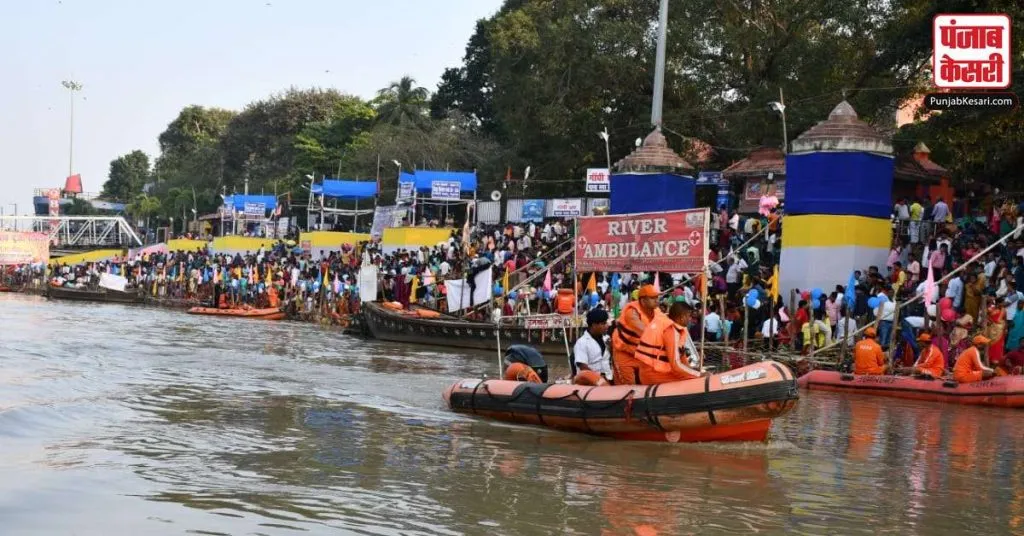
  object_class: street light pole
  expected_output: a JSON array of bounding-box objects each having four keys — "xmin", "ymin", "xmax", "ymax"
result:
[
  {"xmin": 779, "ymin": 87, "xmax": 788, "ymax": 154},
  {"xmin": 61, "ymin": 80, "xmax": 83, "ymax": 178},
  {"xmin": 651, "ymin": 0, "xmax": 669, "ymax": 127},
  {"xmin": 598, "ymin": 127, "xmax": 612, "ymax": 172}
]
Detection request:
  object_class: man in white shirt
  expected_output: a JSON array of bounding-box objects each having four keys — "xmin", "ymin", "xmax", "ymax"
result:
[
  {"xmin": 945, "ymin": 275, "xmax": 964, "ymax": 310},
  {"xmin": 704, "ymin": 304, "xmax": 723, "ymax": 341},
  {"xmin": 573, "ymin": 308, "xmax": 612, "ymax": 382}
]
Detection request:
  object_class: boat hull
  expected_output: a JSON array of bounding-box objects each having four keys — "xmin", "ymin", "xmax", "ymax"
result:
[
  {"xmin": 45, "ymin": 286, "xmax": 142, "ymax": 304},
  {"xmin": 363, "ymin": 302, "xmax": 572, "ymax": 356},
  {"xmin": 186, "ymin": 307, "xmax": 285, "ymax": 320},
  {"xmin": 443, "ymin": 361, "xmax": 798, "ymax": 442},
  {"xmin": 798, "ymin": 370, "xmax": 1024, "ymax": 408}
]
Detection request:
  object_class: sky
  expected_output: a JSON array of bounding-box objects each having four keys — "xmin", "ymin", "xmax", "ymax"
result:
[{"xmin": 0, "ymin": 0, "xmax": 504, "ymax": 214}]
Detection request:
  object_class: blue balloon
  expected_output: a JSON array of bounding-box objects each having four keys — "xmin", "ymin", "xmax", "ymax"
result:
[
  {"xmin": 878, "ymin": 294, "xmax": 889, "ymax": 303},
  {"xmin": 811, "ymin": 288, "xmax": 823, "ymax": 300},
  {"xmin": 747, "ymin": 288, "xmax": 759, "ymax": 300},
  {"xmin": 868, "ymin": 297, "xmax": 880, "ymax": 309},
  {"xmin": 745, "ymin": 294, "xmax": 758, "ymax": 308},
  {"xmin": 590, "ymin": 293, "xmax": 600, "ymax": 306},
  {"xmin": 508, "ymin": 290, "xmax": 518, "ymax": 300},
  {"xmin": 494, "ymin": 286, "xmax": 504, "ymax": 297}
]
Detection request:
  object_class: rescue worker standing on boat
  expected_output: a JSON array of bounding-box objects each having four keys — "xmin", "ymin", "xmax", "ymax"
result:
[
  {"xmin": 612, "ymin": 284, "xmax": 662, "ymax": 384},
  {"xmin": 634, "ymin": 300, "xmax": 704, "ymax": 384},
  {"xmin": 572, "ymin": 308, "xmax": 612, "ymax": 386}
]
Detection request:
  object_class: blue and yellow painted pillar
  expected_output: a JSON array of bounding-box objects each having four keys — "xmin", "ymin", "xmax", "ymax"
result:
[{"xmin": 779, "ymin": 101, "xmax": 895, "ymax": 298}]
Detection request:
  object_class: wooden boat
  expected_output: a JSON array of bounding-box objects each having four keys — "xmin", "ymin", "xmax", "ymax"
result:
[
  {"xmin": 362, "ymin": 301, "xmax": 574, "ymax": 356},
  {"xmin": 186, "ymin": 306, "xmax": 285, "ymax": 320},
  {"xmin": 798, "ymin": 370, "xmax": 1024, "ymax": 408},
  {"xmin": 444, "ymin": 361, "xmax": 799, "ymax": 443},
  {"xmin": 45, "ymin": 285, "xmax": 142, "ymax": 304},
  {"xmin": 0, "ymin": 285, "xmax": 12, "ymax": 292}
]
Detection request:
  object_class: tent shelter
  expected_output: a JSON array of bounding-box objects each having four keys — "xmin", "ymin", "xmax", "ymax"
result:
[
  {"xmin": 396, "ymin": 170, "xmax": 478, "ymax": 226},
  {"xmin": 307, "ymin": 179, "xmax": 379, "ymax": 232}
]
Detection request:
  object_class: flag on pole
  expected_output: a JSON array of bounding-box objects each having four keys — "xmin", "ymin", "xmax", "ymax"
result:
[
  {"xmin": 586, "ymin": 273, "xmax": 597, "ymax": 293},
  {"xmin": 502, "ymin": 269, "xmax": 510, "ymax": 295},
  {"xmin": 923, "ymin": 262, "xmax": 937, "ymax": 304},
  {"xmin": 845, "ymin": 270, "xmax": 857, "ymax": 308},
  {"xmin": 410, "ymin": 275, "xmax": 420, "ymax": 304},
  {"xmin": 769, "ymin": 265, "xmax": 780, "ymax": 302}
]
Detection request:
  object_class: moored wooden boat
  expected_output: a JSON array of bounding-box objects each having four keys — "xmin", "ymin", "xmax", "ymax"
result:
[
  {"xmin": 798, "ymin": 370, "xmax": 1024, "ymax": 408},
  {"xmin": 45, "ymin": 285, "xmax": 143, "ymax": 304},
  {"xmin": 186, "ymin": 306, "xmax": 285, "ymax": 320},
  {"xmin": 362, "ymin": 301, "xmax": 573, "ymax": 356},
  {"xmin": 444, "ymin": 361, "xmax": 799, "ymax": 443}
]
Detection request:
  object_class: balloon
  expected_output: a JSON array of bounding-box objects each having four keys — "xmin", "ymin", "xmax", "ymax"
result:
[
  {"xmin": 745, "ymin": 293, "xmax": 758, "ymax": 308},
  {"xmin": 878, "ymin": 295, "xmax": 889, "ymax": 303},
  {"xmin": 811, "ymin": 288, "xmax": 823, "ymax": 300},
  {"xmin": 868, "ymin": 297, "xmax": 880, "ymax": 309},
  {"xmin": 939, "ymin": 297, "xmax": 953, "ymax": 310},
  {"xmin": 941, "ymin": 308, "xmax": 956, "ymax": 322},
  {"xmin": 801, "ymin": 291, "xmax": 811, "ymax": 300},
  {"xmin": 590, "ymin": 293, "xmax": 600, "ymax": 306},
  {"xmin": 508, "ymin": 290, "xmax": 518, "ymax": 300},
  {"xmin": 494, "ymin": 285, "xmax": 503, "ymax": 297},
  {"xmin": 748, "ymin": 288, "xmax": 759, "ymax": 300}
]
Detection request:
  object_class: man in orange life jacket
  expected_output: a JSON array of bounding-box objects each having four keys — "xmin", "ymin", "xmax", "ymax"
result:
[
  {"xmin": 634, "ymin": 299, "xmax": 704, "ymax": 384},
  {"xmin": 954, "ymin": 335, "xmax": 995, "ymax": 384},
  {"xmin": 612, "ymin": 284, "xmax": 661, "ymax": 385}
]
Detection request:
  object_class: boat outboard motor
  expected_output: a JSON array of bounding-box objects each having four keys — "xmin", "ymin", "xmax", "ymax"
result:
[{"xmin": 503, "ymin": 345, "xmax": 548, "ymax": 383}]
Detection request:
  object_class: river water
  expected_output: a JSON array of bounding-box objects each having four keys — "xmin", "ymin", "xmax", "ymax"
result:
[{"xmin": 2, "ymin": 293, "xmax": 1023, "ymax": 535}]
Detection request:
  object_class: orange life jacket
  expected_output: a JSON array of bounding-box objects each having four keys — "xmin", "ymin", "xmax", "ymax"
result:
[
  {"xmin": 217, "ymin": 294, "xmax": 228, "ymax": 309},
  {"xmin": 555, "ymin": 289, "xmax": 575, "ymax": 315},
  {"xmin": 504, "ymin": 362, "xmax": 542, "ymax": 383},
  {"xmin": 612, "ymin": 301, "xmax": 653, "ymax": 355},
  {"xmin": 634, "ymin": 314, "xmax": 701, "ymax": 380}
]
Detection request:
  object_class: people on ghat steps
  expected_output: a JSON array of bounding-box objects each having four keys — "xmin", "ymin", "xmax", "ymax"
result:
[
  {"xmin": 953, "ymin": 336, "xmax": 996, "ymax": 384},
  {"xmin": 612, "ymin": 284, "xmax": 661, "ymax": 385},
  {"xmin": 634, "ymin": 300, "xmax": 705, "ymax": 385},
  {"xmin": 853, "ymin": 327, "xmax": 889, "ymax": 376},
  {"xmin": 572, "ymin": 308, "xmax": 612, "ymax": 386}
]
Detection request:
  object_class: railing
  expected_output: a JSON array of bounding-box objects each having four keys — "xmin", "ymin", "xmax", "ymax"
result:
[
  {"xmin": 0, "ymin": 215, "xmax": 142, "ymax": 247},
  {"xmin": 31, "ymin": 189, "xmax": 105, "ymax": 202}
]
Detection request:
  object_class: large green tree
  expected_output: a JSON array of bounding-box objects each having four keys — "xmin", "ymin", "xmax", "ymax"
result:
[{"xmin": 102, "ymin": 150, "xmax": 151, "ymax": 202}]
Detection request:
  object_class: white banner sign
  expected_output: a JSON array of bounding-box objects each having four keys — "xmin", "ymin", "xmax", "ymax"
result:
[
  {"xmin": 551, "ymin": 198, "xmax": 583, "ymax": 217},
  {"xmin": 243, "ymin": 202, "xmax": 266, "ymax": 217},
  {"xmin": 585, "ymin": 168, "xmax": 610, "ymax": 193},
  {"xmin": 431, "ymin": 180, "xmax": 461, "ymax": 201},
  {"xmin": 99, "ymin": 272, "xmax": 128, "ymax": 292},
  {"xmin": 397, "ymin": 181, "xmax": 414, "ymax": 203}
]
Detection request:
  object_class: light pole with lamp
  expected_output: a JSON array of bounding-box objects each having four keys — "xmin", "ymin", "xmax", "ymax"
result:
[
  {"xmin": 61, "ymin": 80, "xmax": 83, "ymax": 178},
  {"xmin": 393, "ymin": 160, "xmax": 412, "ymax": 225},
  {"xmin": 598, "ymin": 127, "xmax": 612, "ymax": 173},
  {"xmin": 769, "ymin": 88, "xmax": 788, "ymax": 154}
]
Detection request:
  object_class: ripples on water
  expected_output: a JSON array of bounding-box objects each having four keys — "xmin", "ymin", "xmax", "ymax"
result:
[{"xmin": 2, "ymin": 293, "xmax": 1023, "ymax": 535}]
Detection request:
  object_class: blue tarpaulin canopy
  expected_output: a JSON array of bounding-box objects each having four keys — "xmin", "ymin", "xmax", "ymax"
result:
[
  {"xmin": 224, "ymin": 194, "xmax": 277, "ymax": 211},
  {"xmin": 311, "ymin": 179, "xmax": 379, "ymax": 199},
  {"xmin": 397, "ymin": 170, "xmax": 477, "ymax": 194}
]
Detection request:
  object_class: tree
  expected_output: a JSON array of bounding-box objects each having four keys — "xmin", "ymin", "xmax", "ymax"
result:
[
  {"xmin": 62, "ymin": 197, "xmax": 99, "ymax": 216},
  {"xmin": 126, "ymin": 193, "xmax": 161, "ymax": 230},
  {"xmin": 102, "ymin": 150, "xmax": 151, "ymax": 202},
  {"xmin": 153, "ymin": 106, "xmax": 236, "ymax": 215},
  {"xmin": 375, "ymin": 76, "xmax": 430, "ymax": 127}
]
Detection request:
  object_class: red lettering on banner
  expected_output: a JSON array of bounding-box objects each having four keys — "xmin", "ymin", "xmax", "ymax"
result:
[{"xmin": 575, "ymin": 208, "xmax": 708, "ymax": 273}]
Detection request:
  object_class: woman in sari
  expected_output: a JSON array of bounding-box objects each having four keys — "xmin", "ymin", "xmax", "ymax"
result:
[
  {"xmin": 964, "ymin": 273, "xmax": 983, "ymax": 319},
  {"xmin": 986, "ymin": 301, "xmax": 1007, "ymax": 367}
]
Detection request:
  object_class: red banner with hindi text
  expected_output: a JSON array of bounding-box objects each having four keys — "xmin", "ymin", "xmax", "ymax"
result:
[
  {"xmin": 575, "ymin": 208, "xmax": 708, "ymax": 273},
  {"xmin": 0, "ymin": 232, "xmax": 50, "ymax": 265}
]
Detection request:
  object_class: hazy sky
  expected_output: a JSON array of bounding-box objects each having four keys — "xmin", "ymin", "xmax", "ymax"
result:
[{"xmin": 0, "ymin": 0, "xmax": 503, "ymax": 214}]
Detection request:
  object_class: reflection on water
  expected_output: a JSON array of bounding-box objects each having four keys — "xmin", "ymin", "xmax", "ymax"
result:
[{"xmin": 1, "ymin": 293, "xmax": 1023, "ymax": 535}]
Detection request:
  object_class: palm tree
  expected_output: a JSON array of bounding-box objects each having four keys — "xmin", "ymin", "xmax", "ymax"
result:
[
  {"xmin": 127, "ymin": 193, "xmax": 162, "ymax": 234},
  {"xmin": 166, "ymin": 187, "xmax": 193, "ymax": 235},
  {"xmin": 375, "ymin": 76, "xmax": 429, "ymax": 126}
]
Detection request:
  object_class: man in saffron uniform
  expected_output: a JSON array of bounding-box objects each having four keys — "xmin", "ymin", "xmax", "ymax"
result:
[
  {"xmin": 953, "ymin": 335, "xmax": 996, "ymax": 384},
  {"xmin": 573, "ymin": 308, "xmax": 612, "ymax": 385},
  {"xmin": 854, "ymin": 327, "xmax": 889, "ymax": 375},
  {"xmin": 634, "ymin": 300, "xmax": 704, "ymax": 385},
  {"xmin": 910, "ymin": 332, "xmax": 946, "ymax": 378},
  {"xmin": 612, "ymin": 284, "xmax": 662, "ymax": 384}
]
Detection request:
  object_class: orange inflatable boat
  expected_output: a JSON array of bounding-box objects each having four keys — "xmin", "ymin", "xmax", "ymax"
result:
[
  {"xmin": 186, "ymin": 307, "xmax": 285, "ymax": 320},
  {"xmin": 443, "ymin": 361, "xmax": 799, "ymax": 443},
  {"xmin": 798, "ymin": 370, "xmax": 1024, "ymax": 408}
]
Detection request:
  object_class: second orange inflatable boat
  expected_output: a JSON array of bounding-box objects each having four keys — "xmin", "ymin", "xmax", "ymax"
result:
[
  {"xmin": 443, "ymin": 361, "xmax": 798, "ymax": 443},
  {"xmin": 186, "ymin": 306, "xmax": 285, "ymax": 320},
  {"xmin": 798, "ymin": 370, "xmax": 1024, "ymax": 408}
]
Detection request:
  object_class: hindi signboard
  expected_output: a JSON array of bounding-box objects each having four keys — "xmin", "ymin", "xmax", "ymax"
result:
[
  {"xmin": 585, "ymin": 168, "xmax": 610, "ymax": 193},
  {"xmin": 243, "ymin": 202, "xmax": 266, "ymax": 218},
  {"xmin": 523, "ymin": 315, "xmax": 570, "ymax": 330},
  {"xmin": 575, "ymin": 208, "xmax": 708, "ymax": 273},
  {"xmin": 933, "ymin": 14, "xmax": 1011, "ymax": 89},
  {"xmin": 0, "ymin": 231, "xmax": 50, "ymax": 265},
  {"xmin": 370, "ymin": 205, "xmax": 406, "ymax": 239},
  {"xmin": 430, "ymin": 180, "xmax": 461, "ymax": 201},
  {"xmin": 551, "ymin": 198, "xmax": 583, "ymax": 217}
]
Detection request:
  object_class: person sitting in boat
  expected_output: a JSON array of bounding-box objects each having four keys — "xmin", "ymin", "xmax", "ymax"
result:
[
  {"xmin": 634, "ymin": 300, "xmax": 704, "ymax": 385},
  {"xmin": 853, "ymin": 327, "xmax": 889, "ymax": 375},
  {"xmin": 572, "ymin": 308, "xmax": 612, "ymax": 386},
  {"xmin": 611, "ymin": 284, "xmax": 662, "ymax": 385},
  {"xmin": 953, "ymin": 336, "xmax": 995, "ymax": 384},
  {"xmin": 503, "ymin": 345, "xmax": 548, "ymax": 383},
  {"xmin": 908, "ymin": 332, "xmax": 946, "ymax": 379}
]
